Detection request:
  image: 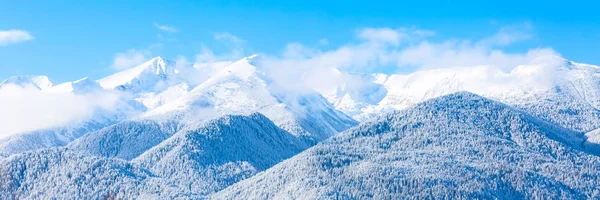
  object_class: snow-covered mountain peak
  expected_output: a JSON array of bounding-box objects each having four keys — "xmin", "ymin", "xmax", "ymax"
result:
[
  {"xmin": 144, "ymin": 56, "xmax": 176, "ymax": 74},
  {"xmin": 217, "ymin": 56, "xmax": 259, "ymax": 79},
  {"xmin": 204, "ymin": 55, "xmax": 262, "ymax": 78},
  {"xmin": 0, "ymin": 75, "xmax": 53, "ymax": 90},
  {"xmin": 98, "ymin": 56, "xmax": 179, "ymax": 91}
]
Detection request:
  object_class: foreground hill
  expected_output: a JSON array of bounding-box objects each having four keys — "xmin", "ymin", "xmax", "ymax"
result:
[
  {"xmin": 0, "ymin": 113, "xmax": 308, "ymax": 199},
  {"xmin": 213, "ymin": 92, "xmax": 600, "ymax": 199}
]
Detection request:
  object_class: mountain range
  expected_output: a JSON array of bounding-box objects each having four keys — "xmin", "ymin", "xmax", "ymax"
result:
[{"xmin": 1, "ymin": 55, "xmax": 600, "ymax": 199}]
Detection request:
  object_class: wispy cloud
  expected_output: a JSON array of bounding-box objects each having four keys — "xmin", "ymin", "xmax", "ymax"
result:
[
  {"xmin": 0, "ymin": 84, "xmax": 121, "ymax": 139},
  {"xmin": 153, "ymin": 23, "xmax": 178, "ymax": 33},
  {"xmin": 192, "ymin": 32, "xmax": 246, "ymax": 63},
  {"xmin": 0, "ymin": 30, "xmax": 34, "ymax": 46},
  {"xmin": 318, "ymin": 38, "xmax": 329, "ymax": 46},
  {"xmin": 357, "ymin": 27, "xmax": 408, "ymax": 46},
  {"xmin": 110, "ymin": 48, "xmax": 151, "ymax": 70},
  {"xmin": 214, "ymin": 32, "xmax": 245, "ymax": 44},
  {"xmin": 157, "ymin": 33, "xmax": 177, "ymax": 42},
  {"xmin": 477, "ymin": 22, "xmax": 533, "ymax": 47},
  {"xmin": 395, "ymin": 23, "xmax": 548, "ymax": 70},
  {"xmin": 269, "ymin": 23, "xmax": 551, "ymax": 72}
]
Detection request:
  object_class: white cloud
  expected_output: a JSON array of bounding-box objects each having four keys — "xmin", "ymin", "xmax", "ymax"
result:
[
  {"xmin": 0, "ymin": 84, "xmax": 121, "ymax": 139},
  {"xmin": 111, "ymin": 49, "xmax": 151, "ymax": 70},
  {"xmin": 357, "ymin": 27, "xmax": 407, "ymax": 46},
  {"xmin": 214, "ymin": 32, "xmax": 245, "ymax": 45},
  {"xmin": 395, "ymin": 41, "xmax": 560, "ymax": 70},
  {"xmin": 250, "ymin": 24, "xmax": 560, "ymax": 95},
  {"xmin": 153, "ymin": 23, "xmax": 178, "ymax": 33},
  {"xmin": 194, "ymin": 45, "xmax": 244, "ymax": 63},
  {"xmin": 357, "ymin": 27, "xmax": 435, "ymax": 46},
  {"xmin": 0, "ymin": 30, "xmax": 34, "ymax": 46},
  {"xmin": 157, "ymin": 33, "xmax": 177, "ymax": 42},
  {"xmin": 194, "ymin": 33, "xmax": 246, "ymax": 63},
  {"xmin": 395, "ymin": 23, "xmax": 556, "ymax": 70},
  {"xmin": 318, "ymin": 38, "xmax": 329, "ymax": 46},
  {"xmin": 267, "ymin": 24, "xmax": 553, "ymax": 72}
]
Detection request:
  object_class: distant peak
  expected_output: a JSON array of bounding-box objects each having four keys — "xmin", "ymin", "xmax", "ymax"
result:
[
  {"xmin": 2, "ymin": 75, "xmax": 51, "ymax": 82},
  {"xmin": 149, "ymin": 56, "xmax": 166, "ymax": 63},
  {"xmin": 140, "ymin": 56, "xmax": 173, "ymax": 68},
  {"xmin": 0, "ymin": 75, "xmax": 53, "ymax": 90},
  {"xmin": 98, "ymin": 56, "xmax": 178, "ymax": 90}
]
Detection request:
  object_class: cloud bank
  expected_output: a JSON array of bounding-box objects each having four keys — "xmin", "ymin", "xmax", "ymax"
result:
[
  {"xmin": 169, "ymin": 23, "xmax": 563, "ymax": 110},
  {"xmin": 0, "ymin": 84, "xmax": 121, "ymax": 139},
  {"xmin": 245, "ymin": 23, "xmax": 561, "ymax": 94}
]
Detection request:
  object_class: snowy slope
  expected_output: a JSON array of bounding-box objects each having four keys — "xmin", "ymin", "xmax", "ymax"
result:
[
  {"xmin": 131, "ymin": 113, "xmax": 310, "ymax": 196},
  {"xmin": 0, "ymin": 113, "xmax": 313, "ymax": 199},
  {"xmin": 585, "ymin": 128, "xmax": 600, "ymax": 154},
  {"xmin": 98, "ymin": 56, "xmax": 192, "ymax": 111},
  {"xmin": 98, "ymin": 56, "xmax": 179, "ymax": 91},
  {"xmin": 213, "ymin": 92, "xmax": 600, "ymax": 199},
  {"xmin": 66, "ymin": 119, "xmax": 180, "ymax": 160}
]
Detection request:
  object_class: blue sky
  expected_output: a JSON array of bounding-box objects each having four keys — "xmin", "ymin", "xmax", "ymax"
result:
[{"xmin": 1, "ymin": 0, "xmax": 599, "ymax": 83}]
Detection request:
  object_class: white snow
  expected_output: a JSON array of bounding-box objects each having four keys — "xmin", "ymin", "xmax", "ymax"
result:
[{"xmin": 98, "ymin": 56, "xmax": 179, "ymax": 90}]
